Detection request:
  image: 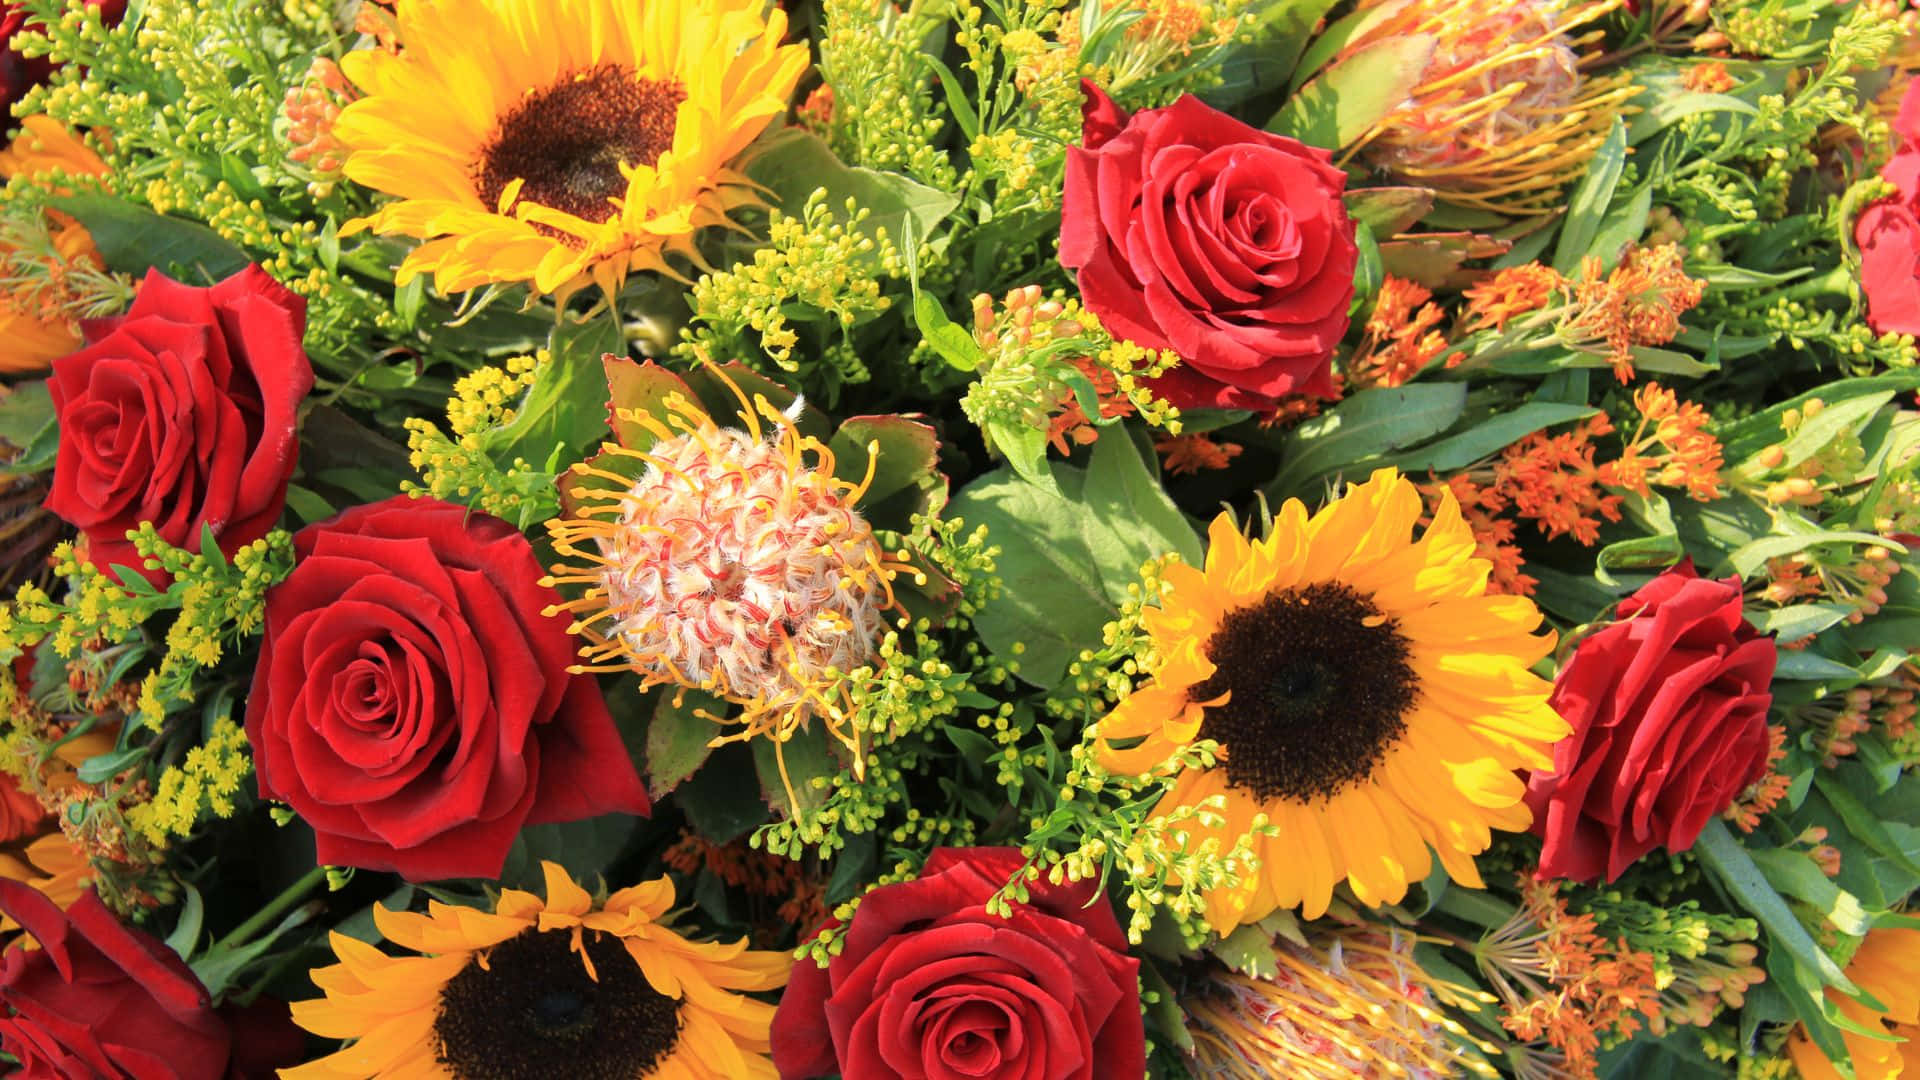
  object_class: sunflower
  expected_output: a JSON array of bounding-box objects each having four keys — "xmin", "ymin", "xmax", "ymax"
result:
[
  {"xmin": 1788, "ymin": 927, "xmax": 1920, "ymax": 1080},
  {"xmin": 287, "ymin": 861, "xmax": 792, "ymax": 1080},
  {"xmin": 0, "ymin": 116, "xmax": 114, "ymax": 374},
  {"xmin": 1093, "ymin": 467, "xmax": 1568, "ymax": 931},
  {"xmin": 333, "ymin": 0, "xmax": 807, "ymax": 298}
]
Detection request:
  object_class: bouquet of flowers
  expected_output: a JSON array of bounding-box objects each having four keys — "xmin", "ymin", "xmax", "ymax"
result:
[{"xmin": 0, "ymin": 0, "xmax": 1917, "ymax": 1076}]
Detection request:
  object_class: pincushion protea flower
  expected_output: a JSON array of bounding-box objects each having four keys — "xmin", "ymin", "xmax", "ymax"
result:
[
  {"xmin": 1345, "ymin": 0, "xmax": 1638, "ymax": 215},
  {"xmin": 544, "ymin": 362, "xmax": 909, "ymax": 784},
  {"xmin": 1181, "ymin": 923, "xmax": 1501, "ymax": 1078}
]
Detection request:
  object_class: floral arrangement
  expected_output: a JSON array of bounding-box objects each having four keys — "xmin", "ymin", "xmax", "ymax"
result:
[{"xmin": 0, "ymin": 0, "xmax": 1917, "ymax": 1077}]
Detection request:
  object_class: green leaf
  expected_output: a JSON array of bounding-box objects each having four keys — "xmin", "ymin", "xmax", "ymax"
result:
[
  {"xmin": 1716, "ymin": 374, "xmax": 1920, "ymax": 462},
  {"xmin": 675, "ymin": 744, "xmax": 770, "ymax": 843},
  {"xmin": 744, "ymin": 128, "xmax": 959, "ymax": 257},
  {"xmin": 1815, "ymin": 773, "xmax": 1920, "ymax": 881},
  {"xmin": 0, "ymin": 414, "xmax": 58, "ymax": 475},
  {"xmin": 1750, "ymin": 603, "xmax": 1852, "ymax": 640},
  {"xmin": 1390, "ymin": 402, "xmax": 1598, "ymax": 473},
  {"xmin": 1256, "ymin": 0, "xmax": 1347, "ymax": 89},
  {"xmin": 604, "ymin": 357, "xmax": 697, "ymax": 454},
  {"xmin": 1206, "ymin": 925, "xmax": 1280, "ymax": 980},
  {"xmin": 645, "ymin": 690, "xmax": 723, "ymax": 796},
  {"xmin": 1720, "ymin": 531, "xmax": 1904, "ymax": 580},
  {"xmin": 1285, "ymin": 2, "xmax": 1411, "ymax": 93},
  {"xmin": 1081, "ymin": 429, "xmax": 1204, "ymax": 569},
  {"xmin": 1695, "ymin": 818, "xmax": 1861, "ymax": 996},
  {"xmin": 948, "ymin": 464, "xmax": 1139, "ymax": 686},
  {"xmin": 76, "ymin": 745, "xmax": 146, "ymax": 784},
  {"xmin": 1776, "ymin": 392, "xmax": 1896, "ymax": 473},
  {"xmin": 1625, "ymin": 92, "xmax": 1757, "ymax": 144},
  {"xmin": 1751, "ymin": 848, "xmax": 1872, "ymax": 936},
  {"xmin": 1266, "ymin": 35, "xmax": 1435, "ymax": 149},
  {"xmin": 752, "ymin": 725, "xmax": 840, "ymax": 818},
  {"xmin": 500, "ymin": 812, "xmax": 641, "ymax": 890},
  {"xmin": 1585, "ymin": 185, "xmax": 1652, "ymax": 270},
  {"xmin": 1596, "ymin": 533, "xmax": 1685, "ymax": 575},
  {"xmin": 1267, "ymin": 384, "xmax": 1467, "ymax": 499},
  {"xmin": 913, "ymin": 291, "xmax": 986, "ymax": 373},
  {"xmin": 984, "ymin": 416, "xmax": 1056, "ymax": 493},
  {"xmin": 830, "ymin": 414, "xmax": 944, "ymax": 530},
  {"xmin": 0, "ymin": 381, "xmax": 53, "ymax": 447},
  {"xmin": 1552, "ymin": 118, "xmax": 1627, "ymax": 275},
  {"xmin": 162, "ymin": 884, "xmax": 204, "ymax": 960},
  {"xmin": 49, "ymin": 194, "xmax": 249, "ymax": 282},
  {"xmin": 1344, "ymin": 186, "xmax": 1435, "ymax": 236},
  {"xmin": 1774, "ymin": 651, "xmax": 1863, "ymax": 681},
  {"xmin": 488, "ymin": 315, "xmax": 625, "ymax": 468}
]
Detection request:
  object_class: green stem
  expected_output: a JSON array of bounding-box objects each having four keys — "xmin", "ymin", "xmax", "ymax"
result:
[
  {"xmin": 211, "ymin": 867, "xmax": 327, "ymax": 954},
  {"xmin": 1433, "ymin": 883, "xmax": 1519, "ymax": 931}
]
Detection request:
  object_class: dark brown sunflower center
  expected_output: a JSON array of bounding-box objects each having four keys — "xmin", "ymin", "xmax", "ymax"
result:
[
  {"xmin": 434, "ymin": 927, "xmax": 683, "ymax": 1080},
  {"xmin": 1188, "ymin": 582, "xmax": 1418, "ymax": 803},
  {"xmin": 474, "ymin": 65, "xmax": 684, "ymax": 225}
]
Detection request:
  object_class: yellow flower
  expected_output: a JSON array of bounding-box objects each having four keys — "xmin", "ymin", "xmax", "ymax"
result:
[
  {"xmin": 1789, "ymin": 928, "xmax": 1920, "ymax": 1080},
  {"xmin": 333, "ymin": 0, "xmax": 808, "ymax": 298},
  {"xmin": 1093, "ymin": 468, "xmax": 1568, "ymax": 930},
  {"xmin": 0, "ymin": 833, "xmax": 90, "ymax": 943},
  {"xmin": 286, "ymin": 861, "xmax": 792, "ymax": 1079}
]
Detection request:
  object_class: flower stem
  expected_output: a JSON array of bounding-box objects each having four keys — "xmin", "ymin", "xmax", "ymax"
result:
[{"xmin": 212, "ymin": 866, "xmax": 328, "ymax": 954}]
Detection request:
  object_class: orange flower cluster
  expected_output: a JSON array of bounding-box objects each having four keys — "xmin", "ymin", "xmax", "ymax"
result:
[
  {"xmin": 1682, "ymin": 61, "xmax": 1735, "ymax": 94},
  {"xmin": 1155, "ymin": 432, "xmax": 1241, "ymax": 475},
  {"xmin": 1723, "ymin": 725, "xmax": 1791, "ymax": 832},
  {"xmin": 1351, "ymin": 275, "xmax": 1447, "ymax": 388},
  {"xmin": 1563, "ymin": 246, "xmax": 1706, "ymax": 382},
  {"xmin": 1597, "ymin": 383, "xmax": 1725, "ymax": 501},
  {"xmin": 662, "ymin": 828, "xmax": 827, "ymax": 945},
  {"xmin": 1480, "ymin": 879, "xmax": 1661, "ymax": 1079},
  {"xmin": 1490, "ymin": 416, "xmax": 1626, "ymax": 545},
  {"xmin": 1048, "ymin": 359, "xmax": 1137, "ymax": 454},
  {"xmin": 1423, "ymin": 474, "xmax": 1538, "ymax": 596},
  {"xmin": 1760, "ymin": 545, "xmax": 1901, "ymax": 625},
  {"xmin": 1462, "ymin": 262, "xmax": 1566, "ymax": 334},
  {"xmin": 282, "ymin": 57, "xmax": 355, "ymax": 194}
]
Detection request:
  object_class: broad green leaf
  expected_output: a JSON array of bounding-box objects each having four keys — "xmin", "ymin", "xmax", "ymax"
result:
[
  {"xmin": 674, "ymin": 744, "xmax": 770, "ymax": 844},
  {"xmin": 913, "ymin": 291, "xmax": 986, "ymax": 373},
  {"xmin": 645, "ymin": 690, "xmax": 724, "ymax": 796},
  {"xmin": 1266, "ymin": 35, "xmax": 1435, "ymax": 149},
  {"xmin": 948, "ymin": 464, "xmax": 1139, "ymax": 686},
  {"xmin": 0, "ymin": 381, "xmax": 53, "ymax": 447},
  {"xmin": 744, "ymin": 128, "xmax": 959, "ymax": 258},
  {"xmin": 830, "ymin": 414, "xmax": 945, "ymax": 530},
  {"xmin": 1082, "ymin": 428, "xmax": 1204, "ymax": 569},
  {"xmin": 1207, "ymin": 925, "xmax": 1280, "ymax": 980},
  {"xmin": 985, "ymin": 416, "xmax": 1055, "ymax": 492},
  {"xmin": 1267, "ymin": 384, "xmax": 1467, "ymax": 498},
  {"xmin": 50, "ymin": 194, "xmax": 249, "ymax": 282},
  {"xmin": 753, "ymin": 724, "xmax": 840, "ymax": 818},
  {"xmin": 488, "ymin": 314, "xmax": 624, "ymax": 468},
  {"xmin": 1776, "ymin": 392, "xmax": 1895, "ymax": 472},
  {"xmin": 1750, "ymin": 603, "xmax": 1851, "ymax": 641},
  {"xmin": 604, "ymin": 357, "xmax": 697, "ymax": 453},
  {"xmin": 502, "ymin": 812, "xmax": 642, "ymax": 890}
]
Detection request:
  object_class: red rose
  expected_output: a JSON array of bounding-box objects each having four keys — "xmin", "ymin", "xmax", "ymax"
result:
[
  {"xmin": 1061, "ymin": 80, "xmax": 1356, "ymax": 412},
  {"xmin": 1857, "ymin": 81, "xmax": 1920, "ymax": 334},
  {"xmin": 0, "ymin": 880, "xmax": 301, "ymax": 1079},
  {"xmin": 1, "ymin": 2, "xmax": 126, "ymax": 121},
  {"xmin": 1525, "ymin": 562, "xmax": 1777, "ymax": 883},
  {"xmin": 244, "ymin": 495, "xmax": 651, "ymax": 881},
  {"xmin": 770, "ymin": 847, "xmax": 1144, "ymax": 1080},
  {"xmin": 45, "ymin": 265, "xmax": 313, "ymax": 583}
]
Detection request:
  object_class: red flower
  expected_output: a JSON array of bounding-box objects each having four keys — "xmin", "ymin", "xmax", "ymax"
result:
[
  {"xmin": 1857, "ymin": 81, "xmax": 1920, "ymax": 335},
  {"xmin": 770, "ymin": 847, "xmax": 1144, "ymax": 1080},
  {"xmin": 44, "ymin": 265, "xmax": 313, "ymax": 583},
  {"xmin": 0, "ymin": 880, "xmax": 302, "ymax": 1080},
  {"xmin": 1525, "ymin": 562, "xmax": 1776, "ymax": 883},
  {"xmin": 0, "ymin": 770, "xmax": 45, "ymax": 844},
  {"xmin": 0, "ymin": 1, "xmax": 126, "ymax": 121},
  {"xmin": 1061, "ymin": 80, "xmax": 1355, "ymax": 412},
  {"xmin": 244, "ymin": 495, "xmax": 651, "ymax": 881}
]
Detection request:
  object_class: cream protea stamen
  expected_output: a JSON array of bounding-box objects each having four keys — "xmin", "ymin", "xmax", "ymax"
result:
[{"xmin": 542, "ymin": 378, "xmax": 901, "ymax": 781}]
